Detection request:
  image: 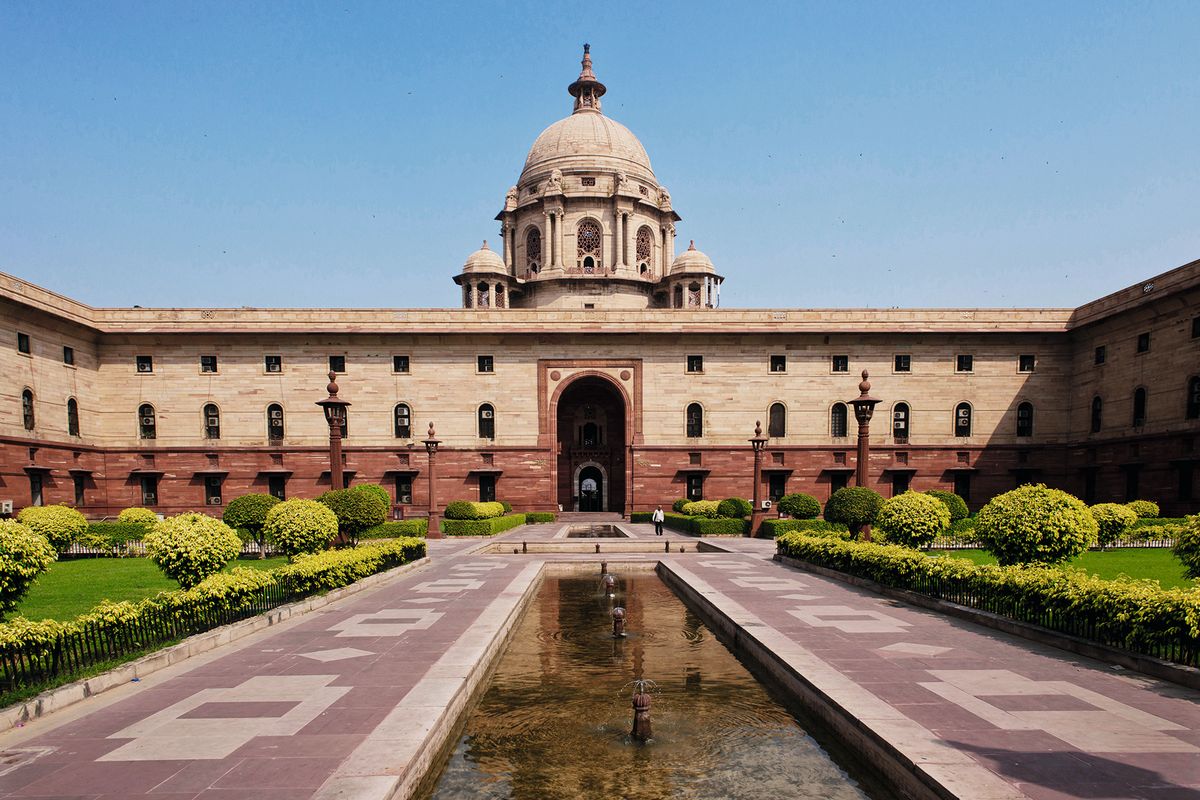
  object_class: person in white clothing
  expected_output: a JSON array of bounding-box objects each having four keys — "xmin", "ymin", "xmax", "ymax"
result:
[{"xmin": 651, "ymin": 505, "xmax": 665, "ymax": 536}]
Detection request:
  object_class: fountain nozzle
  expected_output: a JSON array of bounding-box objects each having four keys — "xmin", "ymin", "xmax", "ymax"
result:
[
  {"xmin": 602, "ymin": 574, "xmax": 616, "ymax": 596},
  {"xmin": 611, "ymin": 606, "xmax": 626, "ymax": 638},
  {"xmin": 631, "ymin": 678, "xmax": 653, "ymax": 742}
]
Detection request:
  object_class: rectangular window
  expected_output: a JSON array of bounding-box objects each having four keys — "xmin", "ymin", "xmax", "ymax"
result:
[
  {"xmin": 204, "ymin": 476, "xmax": 223, "ymax": 505},
  {"xmin": 328, "ymin": 355, "xmax": 346, "ymax": 373},
  {"xmin": 17, "ymin": 333, "xmax": 31, "ymax": 354},
  {"xmin": 477, "ymin": 355, "xmax": 494, "ymax": 373},
  {"xmin": 73, "ymin": 475, "xmax": 86, "ymax": 506},
  {"xmin": 264, "ymin": 355, "xmax": 282, "ymax": 373},
  {"xmin": 1083, "ymin": 469, "xmax": 1098, "ymax": 505},
  {"xmin": 768, "ymin": 473, "xmax": 786, "ymax": 502},
  {"xmin": 395, "ymin": 476, "xmax": 413, "ymax": 505},
  {"xmin": 891, "ymin": 472, "xmax": 911, "ymax": 497},
  {"xmin": 1094, "ymin": 345, "xmax": 1106, "ymax": 365},
  {"xmin": 200, "ymin": 355, "xmax": 218, "ymax": 373},
  {"xmin": 829, "ymin": 472, "xmax": 849, "ymax": 494},
  {"xmin": 136, "ymin": 355, "xmax": 154, "ymax": 373},
  {"xmin": 686, "ymin": 474, "xmax": 704, "ymax": 501},
  {"xmin": 478, "ymin": 474, "xmax": 496, "ymax": 503},
  {"xmin": 769, "ymin": 355, "xmax": 786, "ymax": 373},
  {"xmin": 1018, "ymin": 354, "xmax": 1036, "ymax": 373},
  {"xmin": 268, "ymin": 475, "xmax": 287, "ymax": 500},
  {"xmin": 1136, "ymin": 332, "xmax": 1150, "ymax": 353},
  {"xmin": 831, "ymin": 355, "xmax": 849, "ymax": 373},
  {"xmin": 1180, "ymin": 464, "xmax": 1194, "ymax": 503},
  {"xmin": 953, "ymin": 473, "xmax": 971, "ymax": 502},
  {"xmin": 1124, "ymin": 467, "xmax": 1140, "ymax": 502},
  {"xmin": 894, "ymin": 354, "xmax": 911, "ymax": 373},
  {"xmin": 956, "ymin": 354, "xmax": 973, "ymax": 373},
  {"xmin": 686, "ymin": 354, "xmax": 703, "ymax": 373},
  {"xmin": 1192, "ymin": 317, "xmax": 1200, "ymax": 339},
  {"xmin": 140, "ymin": 476, "xmax": 158, "ymax": 506},
  {"xmin": 63, "ymin": 346, "xmax": 75, "ymax": 365},
  {"xmin": 29, "ymin": 473, "xmax": 43, "ymax": 506},
  {"xmin": 392, "ymin": 355, "xmax": 410, "ymax": 374}
]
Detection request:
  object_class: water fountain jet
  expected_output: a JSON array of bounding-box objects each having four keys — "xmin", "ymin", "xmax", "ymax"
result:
[
  {"xmin": 630, "ymin": 678, "xmax": 655, "ymax": 742},
  {"xmin": 612, "ymin": 606, "xmax": 626, "ymax": 638}
]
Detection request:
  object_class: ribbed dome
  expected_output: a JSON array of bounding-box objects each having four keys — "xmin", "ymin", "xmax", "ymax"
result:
[
  {"xmin": 520, "ymin": 113, "xmax": 655, "ymax": 186},
  {"xmin": 461, "ymin": 241, "xmax": 506, "ymax": 274},
  {"xmin": 670, "ymin": 241, "xmax": 715, "ymax": 275}
]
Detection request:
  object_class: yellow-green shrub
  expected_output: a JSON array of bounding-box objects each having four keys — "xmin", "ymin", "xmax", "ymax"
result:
[
  {"xmin": 263, "ymin": 499, "xmax": 338, "ymax": 559},
  {"xmin": 144, "ymin": 513, "xmax": 242, "ymax": 589},
  {"xmin": 1126, "ymin": 500, "xmax": 1160, "ymax": 519},
  {"xmin": 117, "ymin": 507, "xmax": 159, "ymax": 526},
  {"xmin": 681, "ymin": 500, "xmax": 720, "ymax": 518},
  {"xmin": 975, "ymin": 484, "xmax": 1097, "ymax": 566},
  {"xmin": 1173, "ymin": 516, "xmax": 1200, "ymax": 579},
  {"xmin": 16, "ymin": 505, "xmax": 87, "ymax": 553},
  {"xmin": 0, "ymin": 520, "xmax": 57, "ymax": 618},
  {"xmin": 444, "ymin": 501, "xmax": 505, "ymax": 520},
  {"xmin": 876, "ymin": 491, "xmax": 950, "ymax": 549},
  {"xmin": 1091, "ymin": 503, "xmax": 1139, "ymax": 547}
]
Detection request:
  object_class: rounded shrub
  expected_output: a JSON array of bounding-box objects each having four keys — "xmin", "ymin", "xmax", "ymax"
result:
[
  {"xmin": 1172, "ymin": 516, "xmax": 1200, "ymax": 579},
  {"xmin": 0, "ymin": 519, "xmax": 58, "ymax": 618},
  {"xmin": 671, "ymin": 498, "xmax": 689, "ymax": 513},
  {"xmin": 1090, "ymin": 503, "xmax": 1138, "ymax": 548},
  {"xmin": 682, "ymin": 500, "xmax": 721, "ymax": 518},
  {"xmin": 319, "ymin": 487, "xmax": 389, "ymax": 545},
  {"xmin": 1126, "ymin": 500, "xmax": 1160, "ymax": 519},
  {"xmin": 443, "ymin": 501, "xmax": 505, "ymax": 520},
  {"xmin": 499, "ymin": 500, "xmax": 513, "ymax": 513},
  {"xmin": 823, "ymin": 487, "xmax": 884, "ymax": 529},
  {"xmin": 143, "ymin": 513, "xmax": 241, "ymax": 589},
  {"xmin": 777, "ymin": 493, "xmax": 820, "ymax": 519},
  {"xmin": 16, "ymin": 504, "xmax": 88, "ymax": 554},
  {"xmin": 975, "ymin": 484, "xmax": 1097, "ymax": 566},
  {"xmin": 117, "ymin": 507, "xmax": 159, "ymax": 526},
  {"xmin": 222, "ymin": 493, "xmax": 280, "ymax": 557},
  {"xmin": 353, "ymin": 483, "xmax": 392, "ymax": 512},
  {"xmin": 716, "ymin": 497, "xmax": 752, "ymax": 519},
  {"xmin": 924, "ymin": 490, "xmax": 969, "ymax": 522},
  {"xmin": 875, "ymin": 491, "xmax": 950, "ymax": 549},
  {"xmin": 263, "ymin": 499, "xmax": 338, "ymax": 559}
]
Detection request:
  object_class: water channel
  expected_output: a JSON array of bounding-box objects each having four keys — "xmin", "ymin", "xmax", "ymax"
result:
[{"xmin": 420, "ymin": 572, "xmax": 893, "ymax": 799}]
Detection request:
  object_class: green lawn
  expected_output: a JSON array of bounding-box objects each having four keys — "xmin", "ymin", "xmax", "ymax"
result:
[
  {"xmin": 930, "ymin": 548, "xmax": 1194, "ymax": 590},
  {"xmin": 16, "ymin": 556, "xmax": 288, "ymax": 622}
]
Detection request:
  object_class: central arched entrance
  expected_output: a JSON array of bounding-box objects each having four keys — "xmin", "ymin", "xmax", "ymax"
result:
[{"xmin": 555, "ymin": 375, "xmax": 627, "ymax": 512}]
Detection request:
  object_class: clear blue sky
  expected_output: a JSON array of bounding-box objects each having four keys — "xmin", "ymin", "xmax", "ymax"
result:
[{"xmin": 1, "ymin": 2, "xmax": 1197, "ymax": 309}]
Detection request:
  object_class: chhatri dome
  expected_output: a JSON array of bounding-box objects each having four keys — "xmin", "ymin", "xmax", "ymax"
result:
[{"xmin": 454, "ymin": 45, "xmax": 723, "ymax": 311}]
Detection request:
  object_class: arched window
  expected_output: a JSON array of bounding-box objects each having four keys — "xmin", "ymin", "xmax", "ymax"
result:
[
  {"xmin": 1132, "ymin": 387, "xmax": 1147, "ymax": 427},
  {"xmin": 1188, "ymin": 377, "xmax": 1200, "ymax": 420},
  {"xmin": 892, "ymin": 402, "xmax": 910, "ymax": 442},
  {"xmin": 495, "ymin": 284, "xmax": 506, "ymax": 309},
  {"xmin": 581, "ymin": 422, "xmax": 600, "ymax": 446},
  {"xmin": 139, "ymin": 404, "xmax": 156, "ymax": 440},
  {"xmin": 686, "ymin": 403, "xmax": 703, "ymax": 437},
  {"xmin": 526, "ymin": 228, "xmax": 542, "ymax": 274},
  {"xmin": 577, "ymin": 219, "xmax": 601, "ymax": 272},
  {"xmin": 1091, "ymin": 396, "xmax": 1102, "ymax": 433},
  {"xmin": 478, "ymin": 403, "xmax": 495, "ymax": 439},
  {"xmin": 673, "ymin": 285, "xmax": 683, "ymax": 308},
  {"xmin": 636, "ymin": 226, "xmax": 653, "ymax": 272},
  {"xmin": 21, "ymin": 389, "xmax": 34, "ymax": 431},
  {"xmin": 462, "ymin": 285, "xmax": 472, "ymax": 309},
  {"xmin": 477, "ymin": 282, "xmax": 490, "ymax": 308},
  {"xmin": 267, "ymin": 404, "xmax": 284, "ymax": 442},
  {"xmin": 768, "ymin": 403, "xmax": 786, "ymax": 437},
  {"xmin": 688, "ymin": 282, "xmax": 701, "ymax": 308},
  {"xmin": 1016, "ymin": 401, "xmax": 1034, "ymax": 437},
  {"xmin": 67, "ymin": 398, "xmax": 80, "ymax": 437},
  {"xmin": 830, "ymin": 403, "xmax": 848, "ymax": 438},
  {"xmin": 394, "ymin": 403, "xmax": 412, "ymax": 438},
  {"xmin": 954, "ymin": 402, "xmax": 972, "ymax": 437},
  {"xmin": 204, "ymin": 403, "xmax": 221, "ymax": 440}
]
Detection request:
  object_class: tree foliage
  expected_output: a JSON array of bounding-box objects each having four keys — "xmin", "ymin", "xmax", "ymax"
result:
[
  {"xmin": 0, "ymin": 519, "xmax": 57, "ymax": 618},
  {"xmin": 144, "ymin": 513, "xmax": 242, "ymax": 589},
  {"xmin": 16, "ymin": 505, "xmax": 88, "ymax": 554},
  {"xmin": 975, "ymin": 484, "xmax": 1097, "ymax": 566},
  {"xmin": 876, "ymin": 491, "xmax": 951, "ymax": 549},
  {"xmin": 263, "ymin": 499, "xmax": 338, "ymax": 559}
]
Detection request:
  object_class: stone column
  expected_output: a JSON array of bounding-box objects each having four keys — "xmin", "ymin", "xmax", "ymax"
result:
[
  {"xmin": 556, "ymin": 211, "xmax": 566, "ymax": 269},
  {"xmin": 625, "ymin": 214, "xmax": 634, "ymax": 268},
  {"xmin": 544, "ymin": 212, "xmax": 553, "ymax": 269},
  {"xmin": 666, "ymin": 224, "xmax": 676, "ymax": 268},
  {"xmin": 613, "ymin": 208, "xmax": 622, "ymax": 269}
]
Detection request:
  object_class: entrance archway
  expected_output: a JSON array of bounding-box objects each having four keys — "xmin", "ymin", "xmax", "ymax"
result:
[{"xmin": 554, "ymin": 375, "xmax": 627, "ymax": 512}]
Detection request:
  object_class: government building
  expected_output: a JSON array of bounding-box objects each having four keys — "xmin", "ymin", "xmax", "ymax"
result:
[{"xmin": 3, "ymin": 48, "xmax": 1199, "ymax": 520}]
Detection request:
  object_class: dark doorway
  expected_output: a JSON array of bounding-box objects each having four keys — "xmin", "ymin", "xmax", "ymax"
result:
[
  {"xmin": 555, "ymin": 376, "xmax": 627, "ymax": 512},
  {"xmin": 578, "ymin": 466, "xmax": 603, "ymax": 511}
]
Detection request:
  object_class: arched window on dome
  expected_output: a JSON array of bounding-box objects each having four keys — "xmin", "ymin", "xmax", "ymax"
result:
[
  {"xmin": 688, "ymin": 282, "xmax": 702, "ymax": 308},
  {"xmin": 462, "ymin": 285, "xmax": 472, "ymax": 309},
  {"xmin": 477, "ymin": 282, "xmax": 490, "ymax": 308},
  {"xmin": 525, "ymin": 228, "xmax": 542, "ymax": 275},
  {"xmin": 636, "ymin": 226, "xmax": 653, "ymax": 274},
  {"xmin": 577, "ymin": 220, "xmax": 601, "ymax": 273},
  {"xmin": 495, "ymin": 284, "xmax": 506, "ymax": 309},
  {"xmin": 673, "ymin": 285, "xmax": 683, "ymax": 309}
]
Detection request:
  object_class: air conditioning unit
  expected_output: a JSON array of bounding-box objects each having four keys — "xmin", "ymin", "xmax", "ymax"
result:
[
  {"xmin": 270, "ymin": 418, "xmax": 283, "ymax": 427},
  {"xmin": 761, "ymin": 500, "xmax": 773, "ymax": 510},
  {"xmin": 267, "ymin": 364, "xmax": 281, "ymax": 373},
  {"xmin": 208, "ymin": 497, "xmax": 222, "ymax": 505},
  {"xmin": 0, "ymin": 500, "xmax": 12, "ymax": 515},
  {"xmin": 142, "ymin": 417, "xmax": 155, "ymax": 426},
  {"xmin": 144, "ymin": 494, "xmax": 158, "ymax": 505},
  {"xmin": 207, "ymin": 417, "xmax": 220, "ymax": 427},
  {"xmin": 481, "ymin": 410, "xmax": 494, "ymax": 419},
  {"xmin": 137, "ymin": 362, "xmax": 152, "ymax": 372}
]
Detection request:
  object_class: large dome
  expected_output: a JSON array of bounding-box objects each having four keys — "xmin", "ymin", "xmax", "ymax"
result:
[{"xmin": 519, "ymin": 112, "xmax": 655, "ymax": 186}]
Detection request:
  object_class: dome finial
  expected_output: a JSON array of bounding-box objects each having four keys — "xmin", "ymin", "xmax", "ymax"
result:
[
  {"xmin": 568, "ymin": 43, "xmax": 606, "ymax": 114},
  {"xmin": 481, "ymin": 240, "xmax": 489, "ymax": 250},
  {"xmin": 688, "ymin": 240, "xmax": 696, "ymax": 251}
]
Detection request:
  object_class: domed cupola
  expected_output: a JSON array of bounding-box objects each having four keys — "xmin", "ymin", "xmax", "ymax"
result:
[
  {"xmin": 453, "ymin": 241, "xmax": 517, "ymax": 309},
  {"xmin": 667, "ymin": 241, "xmax": 724, "ymax": 309}
]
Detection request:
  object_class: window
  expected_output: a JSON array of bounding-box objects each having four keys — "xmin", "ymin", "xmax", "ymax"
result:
[
  {"xmin": 73, "ymin": 475, "xmax": 86, "ymax": 506},
  {"xmin": 581, "ymin": 176, "xmax": 596, "ymax": 187},
  {"xmin": 830, "ymin": 403, "xmax": 848, "ymax": 437},
  {"xmin": 831, "ymin": 355, "xmax": 849, "ymax": 373},
  {"xmin": 1136, "ymin": 332, "xmax": 1150, "ymax": 353},
  {"xmin": 891, "ymin": 472, "xmax": 911, "ymax": 496},
  {"xmin": 267, "ymin": 404, "xmax": 284, "ymax": 442},
  {"xmin": 204, "ymin": 476, "xmax": 223, "ymax": 506},
  {"xmin": 829, "ymin": 472, "xmax": 849, "ymax": 493},
  {"xmin": 1180, "ymin": 464, "xmax": 1195, "ymax": 503},
  {"xmin": 636, "ymin": 226, "xmax": 653, "ymax": 271},
  {"xmin": 686, "ymin": 403, "xmax": 703, "ymax": 438},
  {"xmin": 29, "ymin": 473, "xmax": 43, "ymax": 507},
  {"xmin": 265, "ymin": 355, "xmax": 282, "ymax": 373},
  {"xmin": 140, "ymin": 475, "xmax": 158, "ymax": 506},
  {"xmin": 394, "ymin": 403, "xmax": 412, "ymax": 438},
  {"xmin": 1018, "ymin": 354, "xmax": 1036, "ymax": 373},
  {"xmin": 1124, "ymin": 466, "xmax": 1140, "ymax": 502},
  {"xmin": 17, "ymin": 333, "xmax": 30, "ymax": 354},
  {"xmin": 1188, "ymin": 377, "xmax": 1200, "ymax": 420},
  {"xmin": 954, "ymin": 402, "xmax": 972, "ymax": 437},
  {"xmin": 767, "ymin": 403, "xmax": 786, "ymax": 437},
  {"xmin": 953, "ymin": 472, "xmax": 971, "ymax": 502},
  {"xmin": 477, "ymin": 355, "xmax": 494, "ymax": 373},
  {"xmin": 478, "ymin": 404, "xmax": 495, "ymax": 439},
  {"xmin": 956, "ymin": 355, "xmax": 973, "ymax": 373},
  {"xmin": 21, "ymin": 389, "xmax": 35, "ymax": 430},
  {"xmin": 268, "ymin": 475, "xmax": 287, "ymax": 500},
  {"xmin": 577, "ymin": 219, "xmax": 602, "ymax": 271},
  {"xmin": 139, "ymin": 404, "xmax": 156, "ymax": 439},
  {"xmin": 479, "ymin": 474, "xmax": 496, "ymax": 503},
  {"xmin": 686, "ymin": 355, "xmax": 703, "ymax": 373},
  {"xmin": 477, "ymin": 282, "xmax": 490, "ymax": 308},
  {"xmin": 1132, "ymin": 387, "xmax": 1147, "ymax": 427},
  {"xmin": 200, "ymin": 355, "xmax": 218, "ymax": 373},
  {"xmin": 67, "ymin": 398, "xmax": 80, "ymax": 437},
  {"xmin": 393, "ymin": 355, "xmax": 410, "ymax": 374},
  {"xmin": 1084, "ymin": 469, "xmax": 1098, "ymax": 504},
  {"xmin": 1016, "ymin": 402, "xmax": 1034, "ymax": 437},
  {"xmin": 526, "ymin": 228, "xmax": 542, "ymax": 274},
  {"xmin": 894, "ymin": 354, "xmax": 911, "ymax": 373},
  {"xmin": 768, "ymin": 473, "xmax": 786, "ymax": 502},
  {"xmin": 204, "ymin": 404, "xmax": 221, "ymax": 439},
  {"xmin": 1094, "ymin": 345, "xmax": 1106, "ymax": 365},
  {"xmin": 136, "ymin": 355, "xmax": 153, "ymax": 373},
  {"xmin": 686, "ymin": 473, "xmax": 704, "ymax": 501},
  {"xmin": 892, "ymin": 403, "xmax": 910, "ymax": 442},
  {"xmin": 63, "ymin": 346, "xmax": 74, "ymax": 365},
  {"xmin": 770, "ymin": 355, "xmax": 786, "ymax": 373},
  {"xmin": 395, "ymin": 475, "xmax": 413, "ymax": 505},
  {"xmin": 1091, "ymin": 396, "xmax": 1102, "ymax": 433},
  {"xmin": 673, "ymin": 285, "xmax": 683, "ymax": 308},
  {"xmin": 329, "ymin": 355, "xmax": 346, "ymax": 373},
  {"xmin": 1193, "ymin": 317, "xmax": 1200, "ymax": 339}
]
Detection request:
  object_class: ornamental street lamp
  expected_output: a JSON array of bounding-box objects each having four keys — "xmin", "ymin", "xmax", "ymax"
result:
[
  {"xmin": 423, "ymin": 422, "xmax": 444, "ymax": 540},
  {"xmin": 315, "ymin": 371, "xmax": 351, "ymax": 491},
  {"xmin": 849, "ymin": 370, "xmax": 880, "ymax": 540},
  {"xmin": 749, "ymin": 420, "xmax": 768, "ymax": 538}
]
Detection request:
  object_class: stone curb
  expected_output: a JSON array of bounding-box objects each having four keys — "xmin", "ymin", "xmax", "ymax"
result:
[
  {"xmin": 0, "ymin": 555, "xmax": 433, "ymax": 734},
  {"xmin": 774, "ymin": 554, "xmax": 1200, "ymax": 691}
]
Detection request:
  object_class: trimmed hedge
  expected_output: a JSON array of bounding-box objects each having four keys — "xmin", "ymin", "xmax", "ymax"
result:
[
  {"xmin": 318, "ymin": 487, "xmax": 389, "ymax": 545},
  {"xmin": 1174, "ymin": 516, "xmax": 1200, "ymax": 579},
  {"xmin": 143, "ymin": 513, "xmax": 242, "ymax": 589},
  {"xmin": 16, "ymin": 505, "xmax": 87, "ymax": 554},
  {"xmin": 631, "ymin": 512, "xmax": 747, "ymax": 536},
  {"xmin": 1127, "ymin": 500, "xmax": 1161, "ymax": 519},
  {"xmin": 777, "ymin": 532, "xmax": 1200, "ymax": 667},
  {"xmin": 77, "ymin": 523, "xmax": 148, "ymax": 554},
  {"xmin": 777, "ymin": 493, "xmax": 821, "ymax": 519},
  {"xmin": 263, "ymin": 499, "xmax": 338, "ymax": 559},
  {"xmin": 444, "ymin": 501, "xmax": 506, "ymax": 520},
  {"xmin": 361, "ymin": 520, "xmax": 428, "ymax": 539},
  {"xmin": 222, "ymin": 494, "xmax": 280, "ymax": 557},
  {"xmin": 876, "ymin": 491, "xmax": 950, "ymax": 549},
  {"xmin": 1091, "ymin": 503, "xmax": 1139, "ymax": 548},
  {"xmin": 117, "ymin": 507, "xmax": 159, "ymax": 526},
  {"xmin": 525, "ymin": 512, "xmax": 557, "ymax": 523},
  {"xmin": 716, "ymin": 498, "xmax": 753, "ymax": 519},
  {"xmin": 681, "ymin": 500, "xmax": 721, "ymax": 518},
  {"xmin": 976, "ymin": 484, "xmax": 1097, "ymax": 565},
  {"xmin": 824, "ymin": 487, "xmax": 883, "ymax": 528},
  {"xmin": 1134, "ymin": 517, "xmax": 1189, "ymax": 528},
  {"xmin": 0, "ymin": 520, "xmax": 57, "ymax": 618},
  {"xmin": 761, "ymin": 518, "xmax": 851, "ymax": 539},
  {"xmin": 671, "ymin": 499, "xmax": 690, "ymax": 513},
  {"xmin": 925, "ymin": 490, "xmax": 970, "ymax": 522},
  {"xmin": 442, "ymin": 514, "xmax": 527, "ymax": 536}
]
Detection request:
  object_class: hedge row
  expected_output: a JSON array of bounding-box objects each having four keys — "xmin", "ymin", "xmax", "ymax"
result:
[
  {"xmin": 442, "ymin": 514, "xmax": 527, "ymax": 536},
  {"xmin": 776, "ymin": 532, "xmax": 1200, "ymax": 667},
  {"xmin": 630, "ymin": 512, "xmax": 747, "ymax": 536},
  {"xmin": 525, "ymin": 512, "xmax": 557, "ymax": 524},
  {"xmin": 444, "ymin": 501, "xmax": 506, "ymax": 520},
  {"xmin": 760, "ymin": 519, "xmax": 851, "ymax": 538},
  {"xmin": 361, "ymin": 520, "xmax": 428, "ymax": 539}
]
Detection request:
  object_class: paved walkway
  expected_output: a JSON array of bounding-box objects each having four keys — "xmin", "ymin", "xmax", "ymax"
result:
[{"xmin": 0, "ymin": 523, "xmax": 1195, "ymax": 799}]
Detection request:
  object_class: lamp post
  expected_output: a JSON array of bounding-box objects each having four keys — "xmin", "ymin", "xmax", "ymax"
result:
[
  {"xmin": 749, "ymin": 420, "xmax": 768, "ymax": 538},
  {"xmin": 849, "ymin": 370, "xmax": 880, "ymax": 540},
  {"xmin": 423, "ymin": 422, "xmax": 444, "ymax": 540},
  {"xmin": 315, "ymin": 371, "xmax": 351, "ymax": 491}
]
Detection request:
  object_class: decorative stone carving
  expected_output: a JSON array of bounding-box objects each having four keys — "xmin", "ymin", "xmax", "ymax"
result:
[
  {"xmin": 505, "ymin": 185, "xmax": 518, "ymax": 211},
  {"xmin": 545, "ymin": 169, "xmax": 564, "ymax": 195},
  {"xmin": 658, "ymin": 186, "xmax": 672, "ymax": 211}
]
